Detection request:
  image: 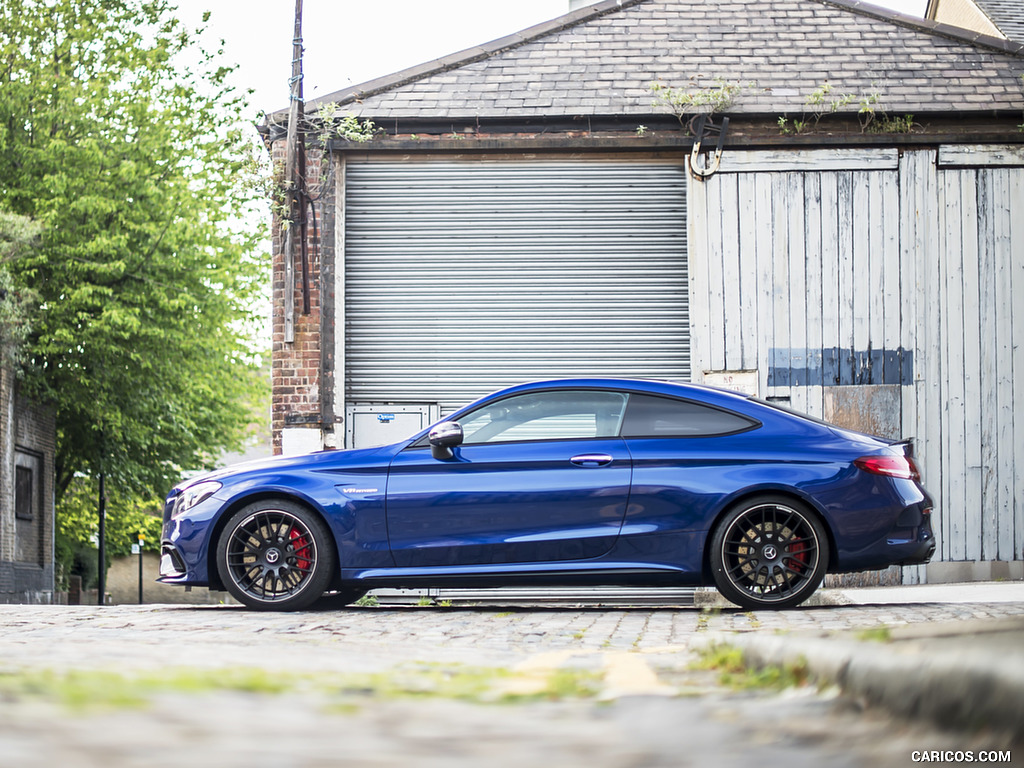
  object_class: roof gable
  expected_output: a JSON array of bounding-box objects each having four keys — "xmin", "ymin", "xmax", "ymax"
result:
[
  {"xmin": 314, "ymin": 0, "xmax": 1023, "ymax": 121},
  {"xmin": 975, "ymin": 0, "xmax": 1024, "ymax": 42}
]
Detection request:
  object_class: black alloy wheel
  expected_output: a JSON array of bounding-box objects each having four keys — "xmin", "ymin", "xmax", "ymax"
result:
[
  {"xmin": 216, "ymin": 499, "xmax": 336, "ymax": 611},
  {"xmin": 710, "ymin": 496, "xmax": 829, "ymax": 610}
]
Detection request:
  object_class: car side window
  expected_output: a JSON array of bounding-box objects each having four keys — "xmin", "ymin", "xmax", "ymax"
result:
[
  {"xmin": 620, "ymin": 394, "xmax": 758, "ymax": 438},
  {"xmin": 460, "ymin": 390, "xmax": 627, "ymax": 444}
]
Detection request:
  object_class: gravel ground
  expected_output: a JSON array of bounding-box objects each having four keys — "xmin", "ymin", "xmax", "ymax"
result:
[{"xmin": 0, "ymin": 596, "xmax": 1020, "ymax": 767}]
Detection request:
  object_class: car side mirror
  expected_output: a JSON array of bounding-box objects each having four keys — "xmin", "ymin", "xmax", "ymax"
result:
[{"xmin": 428, "ymin": 421, "xmax": 464, "ymax": 460}]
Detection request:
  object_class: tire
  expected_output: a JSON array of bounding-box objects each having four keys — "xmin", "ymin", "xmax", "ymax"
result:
[
  {"xmin": 216, "ymin": 499, "xmax": 336, "ymax": 611},
  {"xmin": 709, "ymin": 495, "xmax": 829, "ymax": 610}
]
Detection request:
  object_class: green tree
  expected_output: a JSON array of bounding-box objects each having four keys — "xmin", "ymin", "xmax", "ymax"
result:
[
  {"xmin": 0, "ymin": 210, "xmax": 41, "ymax": 364},
  {"xmin": 0, "ymin": 1, "xmax": 267, "ymax": 509},
  {"xmin": 56, "ymin": 475, "xmax": 164, "ymax": 588}
]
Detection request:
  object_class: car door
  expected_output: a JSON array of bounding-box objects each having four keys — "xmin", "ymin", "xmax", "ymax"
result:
[
  {"xmin": 385, "ymin": 389, "xmax": 632, "ymax": 567},
  {"xmin": 618, "ymin": 393, "xmax": 762, "ymax": 533}
]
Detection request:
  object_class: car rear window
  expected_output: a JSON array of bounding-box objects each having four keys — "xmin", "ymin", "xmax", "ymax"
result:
[{"xmin": 620, "ymin": 394, "xmax": 758, "ymax": 438}]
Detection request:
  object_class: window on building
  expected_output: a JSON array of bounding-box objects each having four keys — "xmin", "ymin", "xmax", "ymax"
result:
[{"xmin": 15, "ymin": 465, "xmax": 34, "ymax": 521}]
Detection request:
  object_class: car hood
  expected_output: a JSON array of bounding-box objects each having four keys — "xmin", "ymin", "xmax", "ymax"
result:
[{"xmin": 172, "ymin": 444, "xmax": 393, "ymax": 492}]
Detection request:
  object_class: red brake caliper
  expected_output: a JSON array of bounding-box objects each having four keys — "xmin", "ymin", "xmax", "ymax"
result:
[
  {"xmin": 786, "ymin": 536, "xmax": 808, "ymax": 575},
  {"xmin": 290, "ymin": 528, "xmax": 311, "ymax": 572}
]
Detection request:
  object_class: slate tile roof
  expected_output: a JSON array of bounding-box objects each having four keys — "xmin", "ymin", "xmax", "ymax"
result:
[
  {"xmin": 975, "ymin": 0, "xmax": 1024, "ymax": 42},
  {"xmin": 311, "ymin": 0, "xmax": 1024, "ymax": 121}
]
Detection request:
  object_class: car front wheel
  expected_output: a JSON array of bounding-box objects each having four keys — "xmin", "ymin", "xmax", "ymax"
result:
[
  {"xmin": 710, "ymin": 496, "xmax": 828, "ymax": 610},
  {"xmin": 216, "ymin": 499, "xmax": 336, "ymax": 611}
]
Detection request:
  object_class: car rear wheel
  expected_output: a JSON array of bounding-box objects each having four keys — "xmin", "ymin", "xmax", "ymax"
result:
[
  {"xmin": 710, "ymin": 496, "xmax": 828, "ymax": 610},
  {"xmin": 216, "ymin": 499, "xmax": 336, "ymax": 611}
]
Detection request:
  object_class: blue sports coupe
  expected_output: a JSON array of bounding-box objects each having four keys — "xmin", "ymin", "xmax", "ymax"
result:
[{"xmin": 160, "ymin": 378, "xmax": 934, "ymax": 611}]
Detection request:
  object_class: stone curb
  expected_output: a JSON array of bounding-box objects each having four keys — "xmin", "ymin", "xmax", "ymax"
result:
[
  {"xmin": 690, "ymin": 626, "xmax": 1024, "ymax": 743},
  {"xmin": 692, "ymin": 588, "xmax": 852, "ymax": 608}
]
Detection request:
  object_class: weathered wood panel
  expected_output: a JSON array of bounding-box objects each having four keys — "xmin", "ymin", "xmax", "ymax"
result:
[
  {"xmin": 940, "ymin": 170, "xmax": 966, "ymax": 561},
  {"xmin": 938, "ymin": 144, "xmax": 1024, "ymax": 168},
  {"xmin": 689, "ymin": 146, "xmax": 1024, "ymax": 570},
  {"xmin": 771, "ymin": 173, "xmax": 792, "ymax": 399},
  {"xmin": 687, "ymin": 171, "xmax": 711, "ymax": 386},
  {"xmin": 718, "ymin": 148, "xmax": 899, "ymax": 173},
  {"xmin": 1011, "ymin": 168, "xmax": 1024, "ymax": 560},
  {"xmin": 803, "ymin": 174, "xmax": 824, "ymax": 418},
  {"xmin": 978, "ymin": 169, "xmax": 1004, "ymax": 561},
  {"xmin": 961, "ymin": 171, "xmax": 982, "ymax": 563},
  {"xmin": 900, "ymin": 150, "xmax": 932, "ymax": 585},
  {"xmin": 754, "ymin": 173, "xmax": 773, "ymax": 397},
  {"xmin": 819, "ymin": 173, "xmax": 841, "ymax": 419}
]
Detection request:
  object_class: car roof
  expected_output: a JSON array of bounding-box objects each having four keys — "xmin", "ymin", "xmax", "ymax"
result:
[{"xmin": 481, "ymin": 378, "xmax": 753, "ymax": 407}]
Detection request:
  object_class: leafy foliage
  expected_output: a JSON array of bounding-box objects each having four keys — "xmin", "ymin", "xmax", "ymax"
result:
[
  {"xmin": 55, "ymin": 475, "xmax": 164, "ymax": 588},
  {"xmin": 314, "ymin": 104, "xmax": 380, "ymax": 145},
  {"xmin": 0, "ymin": 211, "xmax": 41, "ymax": 365},
  {"xmin": 778, "ymin": 82, "xmax": 916, "ymax": 135},
  {"xmin": 649, "ymin": 78, "xmax": 746, "ymax": 132},
  {"xmin": 805, "ymin": 82, "xmax": 857, "ymax": 124},
  {"xmin": 0, "ymin": 0, "xmax": 268, "ymax": 513},
  {"xmin": 58, "ymin": 477, "xmax": 163, "ymax": 557}
]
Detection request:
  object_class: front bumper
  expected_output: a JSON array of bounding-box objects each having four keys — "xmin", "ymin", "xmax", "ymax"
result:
[
  {"xmin": 158, "ymin": 544, "xmax": 188, "ymax": 580},
  {"xmin": 157, "ymin": 495, "xmax": 223, "ymax": 586}
]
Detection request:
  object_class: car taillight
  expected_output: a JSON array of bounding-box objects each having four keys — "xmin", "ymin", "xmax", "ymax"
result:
[{"xmin": 854, "ymin": 454, "xmax": 920, "ymax": 481}]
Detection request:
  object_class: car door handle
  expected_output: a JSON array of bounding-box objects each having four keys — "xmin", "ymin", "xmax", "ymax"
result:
[{"xmin": 570, "ymin": 454, "xmax": 614, "ymax": 468}]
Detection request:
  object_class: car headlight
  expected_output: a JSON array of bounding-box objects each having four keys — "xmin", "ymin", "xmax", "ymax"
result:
[{"xmin": 172, "ymin": 481, "xmax": 222, "ymax": 518}]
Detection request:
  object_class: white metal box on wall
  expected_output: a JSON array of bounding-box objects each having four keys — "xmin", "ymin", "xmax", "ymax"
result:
[{"xmin": 345, "ymin": 404, "xmax": 440, "ymax": 450}]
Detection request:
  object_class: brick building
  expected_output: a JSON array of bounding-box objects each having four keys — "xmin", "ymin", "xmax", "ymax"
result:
[
  {"xmin": 263, "ymin": 0, "xmax": 1024, "ymax": 582},
  {"xmin": 0, "ymin": 364, "xmax": 56, "ymax": 603}
]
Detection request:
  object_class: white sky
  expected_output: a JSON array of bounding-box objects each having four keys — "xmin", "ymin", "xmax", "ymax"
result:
[{"xmin": 173, "ymin": 0, "xmax": 930, "ymax": 120}]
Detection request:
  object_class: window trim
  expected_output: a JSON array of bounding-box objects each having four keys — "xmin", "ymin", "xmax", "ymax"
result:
[
  {"xmin": 618, "ymin": 392, "xmax": 761, "ymax": 440},
  {"xmin": 14, "ymin": 449, "xmax": 43, "ymax": 522},
  {"xmin": 407, "ymin": 387, "xmax": 761, "ymax": 450},
  {"xmin": 409, "ymin": 388, "xmax": 629, "ymax": 449}
]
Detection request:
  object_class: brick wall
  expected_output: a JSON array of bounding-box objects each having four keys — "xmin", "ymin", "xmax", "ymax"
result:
[
  {"xmin": 0, "ymin": 363, "xmax": 57, "ymax": 603},
  {"xmin": 270, "ymin": 141, "xmax": 335, "ymax": 454}
]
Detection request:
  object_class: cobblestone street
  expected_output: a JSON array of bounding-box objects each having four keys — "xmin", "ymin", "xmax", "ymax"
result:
[{"xmin": 0, "ymin": 596, "xmax": 1021, "ymax": 767}]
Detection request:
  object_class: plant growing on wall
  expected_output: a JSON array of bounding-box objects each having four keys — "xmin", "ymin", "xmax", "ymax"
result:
[
  {"xmin": 806, "ymin": 82, "xmax": 856, "ymax": 125},
  {"xmin": 778, "ymin": 82, "xmax": 916, "ymax": 135},
  {"xmin": 249, "ymin": 103, "xmax": 380, "ymax": 233},
  {"xmin": 649, "ymin": 78, "xmax": 746, "ymax": 134},
  {"xmin": 314, "ymin": 103, "xmax": 381, "ymax": 145}
]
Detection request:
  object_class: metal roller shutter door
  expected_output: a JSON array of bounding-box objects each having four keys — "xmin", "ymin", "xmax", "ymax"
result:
[{"xmin": 344, "ymin": 160, "xmax": 689, "ymax": 413}]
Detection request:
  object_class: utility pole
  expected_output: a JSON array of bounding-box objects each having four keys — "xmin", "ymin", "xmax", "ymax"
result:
[
  {"xmin": 137, "ymin": 533, "xmax": 145, "ymax": 604},
  {"xmin": 97, "ymin": 471, "xmax": 106, "ymax": 606},
  {"xmin": 283, "ymin": 0, "xmax": 304, "ymax": 344}
]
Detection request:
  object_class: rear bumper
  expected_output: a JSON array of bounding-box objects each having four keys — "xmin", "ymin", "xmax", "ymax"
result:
[
  {"xmin": 833, "ymin": 494, "xmax": 935, "ymax": 573},
  {"xmin": 891, "ymin": 527, "xmax": 936, "ymax": 566}
]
